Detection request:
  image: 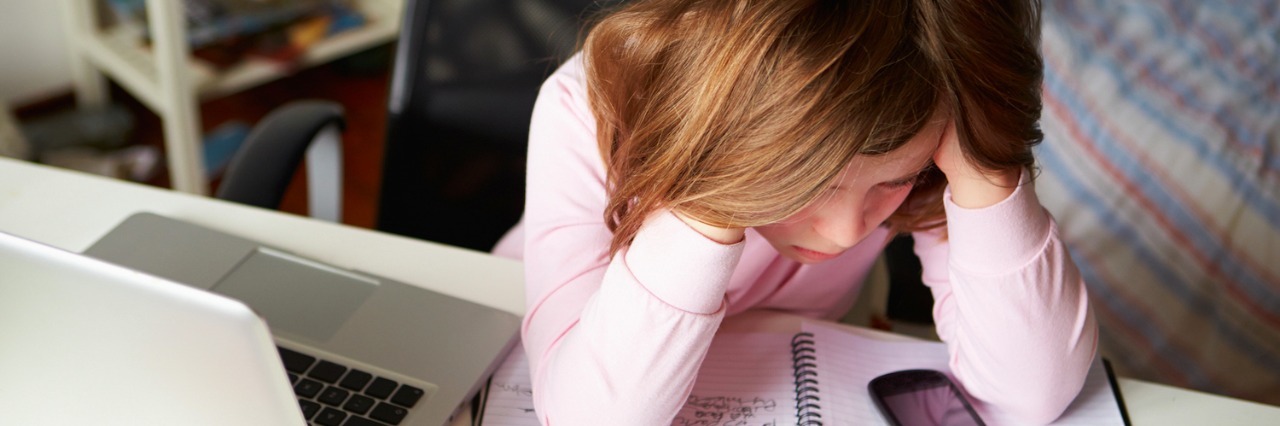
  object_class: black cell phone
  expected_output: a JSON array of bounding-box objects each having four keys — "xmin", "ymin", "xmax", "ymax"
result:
[{"xmin": 869, "ymin": 369, "xmax": 986, "ymax": 426}]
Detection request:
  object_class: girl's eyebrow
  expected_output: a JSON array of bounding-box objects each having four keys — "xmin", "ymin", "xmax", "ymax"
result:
[{"xmin": 831, "ymin": 160, "xmax": 937, "ymax": 189}]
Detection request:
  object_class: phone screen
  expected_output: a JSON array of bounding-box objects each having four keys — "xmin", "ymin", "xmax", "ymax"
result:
[{"xmin": 870, "ymin": 370, "xmax": 985, "ymax": 426}]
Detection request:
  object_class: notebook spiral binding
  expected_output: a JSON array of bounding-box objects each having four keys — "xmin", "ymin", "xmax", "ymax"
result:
[{"xmin": 791, "ymin": 332, "xmax": 822, "ymax": 426}]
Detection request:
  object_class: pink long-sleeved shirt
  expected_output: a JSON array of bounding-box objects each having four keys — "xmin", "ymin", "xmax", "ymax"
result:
[{"xmin": 492, "ymin": 54, "xmax": 1098, "ymax": 425}]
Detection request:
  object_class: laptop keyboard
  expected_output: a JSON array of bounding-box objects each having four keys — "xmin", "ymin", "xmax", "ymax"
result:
[{"xmin": 278, "ymin": 346, "xmax": 424, "ymax": 426}]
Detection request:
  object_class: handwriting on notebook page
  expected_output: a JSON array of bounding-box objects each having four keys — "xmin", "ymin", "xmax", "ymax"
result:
[
  {"xmin": 671, "ymin": 333, "xmax": 797, "ymax": 426},
  {"xmin": 480, "ymin": 342, "xmax": 539, "ymax": 426},
  {"xmin": 675, "ymin": 396, "xmax": 781, "ymax": 426}
]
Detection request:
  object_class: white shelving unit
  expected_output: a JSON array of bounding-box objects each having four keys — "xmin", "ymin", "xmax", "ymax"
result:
[{"xmin": 57, "ymin": 0, "xmax": 402, "ymax": 195}]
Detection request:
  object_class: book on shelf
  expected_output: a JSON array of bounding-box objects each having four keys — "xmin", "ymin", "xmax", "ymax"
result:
[
  {"xmin": 104, "ymin": 0, "xmax": 362, "ymax": 49},
  {"xmin": 476, "ymin": 320, "xmax": 1128, "ymax": 425}
]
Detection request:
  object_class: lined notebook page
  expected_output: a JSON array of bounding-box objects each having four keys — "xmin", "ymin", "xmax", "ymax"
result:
[
  {"xmin": 803, "ymin": 321, "xmax": 1125, "ymax": 425},
  {"xmin": 804, "ymin": 322, "xmax": 951, "ymax": 425},
  {"xmin": 672, "ymin": 332, "xmax": 799, "ymax": 425},
  {"xmin": 479, "ymin": 333, "xmax": 799, "ymax": 426},
  {"xmin": 480, "ymin": 342, "xmax": 539, "ymax": 426}
]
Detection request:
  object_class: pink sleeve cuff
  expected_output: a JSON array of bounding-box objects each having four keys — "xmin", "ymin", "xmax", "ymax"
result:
[
  {"xmin": 623, "ymin": 211, "xmax": 744, "ymax": 314},
  {"xmin": 943, "ymin": 170, "xmax": 1052, "ymax": 276}
]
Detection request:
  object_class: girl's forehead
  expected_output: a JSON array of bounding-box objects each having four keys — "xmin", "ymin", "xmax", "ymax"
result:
[{"xmin": 838, "ymin": 122, "xmax": 943, "ymax": 182}]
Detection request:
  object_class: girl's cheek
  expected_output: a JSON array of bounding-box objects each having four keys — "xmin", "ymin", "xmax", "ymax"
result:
[{"xmin": 772, "ymin": 195, "xmax": 827, "ymax": 226}]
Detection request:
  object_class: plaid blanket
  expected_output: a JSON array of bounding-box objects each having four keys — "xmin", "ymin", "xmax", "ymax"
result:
[{"xmin": 1036, "ymin": 0, "xmax": 1280, "ymax": 405}]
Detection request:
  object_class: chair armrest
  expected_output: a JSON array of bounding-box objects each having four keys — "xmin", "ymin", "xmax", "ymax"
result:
[{"xmin": 216, "ymin": 100, "xmax": 346, "ymax": 221}]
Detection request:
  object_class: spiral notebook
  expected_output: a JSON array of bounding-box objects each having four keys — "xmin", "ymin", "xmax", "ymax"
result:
[{"xmin": 477, "ymin": 321, "xmax": 1128, "ymax": 425}]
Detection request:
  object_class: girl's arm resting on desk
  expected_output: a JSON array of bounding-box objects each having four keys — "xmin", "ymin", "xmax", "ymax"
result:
[
  {"xmin": 519, "ymin": 56, "xmax": 744, "ymax": 424},
  {"xmin": 528, "ymin": 213, "xmax": 742, "ymax": 424},
  {"xmin": 915, "ymin": 174, "xmax": 1099, "ymax": 424}
]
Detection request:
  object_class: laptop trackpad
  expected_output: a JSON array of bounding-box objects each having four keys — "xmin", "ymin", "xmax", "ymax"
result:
[{"xmin": 212, "ymin": 248, "xmax": 376, "ymax": 342}]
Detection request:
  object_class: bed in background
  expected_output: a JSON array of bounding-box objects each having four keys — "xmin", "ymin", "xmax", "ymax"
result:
[{"xmin": 1036, "ymin": 0, "xmax": 1278, "ymax": 405}]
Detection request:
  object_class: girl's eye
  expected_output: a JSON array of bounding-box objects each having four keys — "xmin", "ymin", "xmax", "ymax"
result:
[
  {"xmin": 880, "ymin": 167, "xmax": 932, "ymax": 189},
  {"xmin": 880, "ymin": 176, "xmax": 918, "ymax": 189}
]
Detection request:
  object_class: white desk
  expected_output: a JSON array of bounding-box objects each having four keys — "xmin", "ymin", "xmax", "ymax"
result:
[
  {"xmin": 0, "ymin": 157, "xmax": 524, "ymax": 317},
  {"xmin": 1, "ymin": 157, "xmax": 1276, "ymax": 425}
]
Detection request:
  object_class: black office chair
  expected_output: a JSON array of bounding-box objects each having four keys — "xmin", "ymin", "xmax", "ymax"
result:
[
  {"xmin": 217, "ymin": 101, "xmax": 346, "ymax": 222},
  {"xmin": 223, "ymin": 0, "xmax": 622, "ymax": 250}
]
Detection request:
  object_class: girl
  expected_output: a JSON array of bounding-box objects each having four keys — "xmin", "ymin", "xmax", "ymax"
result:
[{"xmin": 492, "ymin": 0, "xmax": 1097, "ymax": 424}]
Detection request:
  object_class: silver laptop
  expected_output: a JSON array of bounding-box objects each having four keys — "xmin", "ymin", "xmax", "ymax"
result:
[
  {"xmin": 1, "ymin": 228, "xmax": 302, "ymax": 425},
  {"xmin": 6, "ymin": 212, "xmax": 521, "ymax": 425}
]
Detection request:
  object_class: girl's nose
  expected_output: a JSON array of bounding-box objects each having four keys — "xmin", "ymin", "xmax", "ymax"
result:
[{"xmin": 810, "ymin": 194, "xmax": 866, "ymax": 249}]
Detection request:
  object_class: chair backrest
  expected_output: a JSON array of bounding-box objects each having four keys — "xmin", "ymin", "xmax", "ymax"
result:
[
  {"xmin": 376, "ymin": 0, "xmax": 623, "ymax": 251},
  {"xmin": 217, "ymin": 101, "xmax": 346, "ymax": 222}
]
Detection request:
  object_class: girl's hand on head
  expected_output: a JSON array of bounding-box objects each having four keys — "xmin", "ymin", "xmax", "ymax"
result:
[
  {"xmin": 672, "ymin": 211, "xmax": 746, "ymax": 245},
  {"xmin": 933, "ymin": 121, "xmax": 1022, "ymax": 209}
]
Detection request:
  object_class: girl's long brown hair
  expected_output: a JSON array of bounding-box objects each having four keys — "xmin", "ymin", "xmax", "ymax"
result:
[{"xmin": 584, "ymin": 0, "xmax": 1044, "ymax": 254}]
